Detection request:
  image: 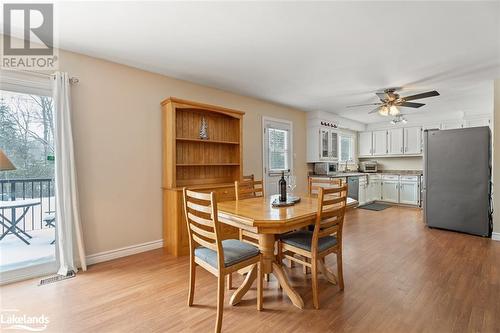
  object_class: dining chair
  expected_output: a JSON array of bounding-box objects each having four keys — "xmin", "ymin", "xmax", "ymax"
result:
[
  {"xmin": 183, "ymin": 188, "xmax": 263, "ymax": 333},
  {"xmin": 227, "ymin": 178, "xmax": 267, "ymax": 289},
  {"xmin": 308, "ymin": 177, "xmax": 343, "ymax": 197},
  {"xmin": 242, "ymin": 174, "xmax": 255, "ymax": 182},
  {"xmin": 300, "ymin": 177, "xmax": 344, "ymax": 274},
  {"xmin": 278, "ymin": 185, "xmax": 348, "ymax": 309}
]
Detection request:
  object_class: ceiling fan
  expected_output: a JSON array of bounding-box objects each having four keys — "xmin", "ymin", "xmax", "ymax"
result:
[{"xmin": 346, "ymin": 88, "xmax": 440, "ymax": 116}]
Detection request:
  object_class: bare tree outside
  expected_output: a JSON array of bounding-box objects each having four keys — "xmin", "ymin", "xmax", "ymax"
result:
[{"xmin": 0, "ymin": 89, "xmax": 54, "ymax": 180}]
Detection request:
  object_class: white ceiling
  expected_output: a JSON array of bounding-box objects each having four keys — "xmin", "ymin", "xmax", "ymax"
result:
[{"xmin": 5, "ymin": 1, "xmax": 500, "ymax": 123}]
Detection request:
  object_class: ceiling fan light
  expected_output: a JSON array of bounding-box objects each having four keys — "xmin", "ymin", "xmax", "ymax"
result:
[
  {"xmin": 389, "ymin": 105, "xmax": 400, "ymax": 116},
  {"xmin": 379, "ymin": 106, "xmax": 389, "ymax": 116}
]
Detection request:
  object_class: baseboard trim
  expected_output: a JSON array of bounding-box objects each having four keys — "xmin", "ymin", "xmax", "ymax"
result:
[
  {"xmin": 86, "ymin": 239, "xmax": 164, "ymax": 265},
  {"xmin": 492, "ymin": 233, "xmax": 500, "ymax": 241}
]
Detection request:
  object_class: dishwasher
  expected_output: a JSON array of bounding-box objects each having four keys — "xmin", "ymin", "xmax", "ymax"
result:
[{"xmin": 347, "ymin": 176, "xmax": 359, "ymax": 200}]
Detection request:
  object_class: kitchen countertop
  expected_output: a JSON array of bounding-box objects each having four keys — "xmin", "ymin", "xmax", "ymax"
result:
[{"xmin": 309, "ymin": 169, "xmax": 422, "ymax": 178}]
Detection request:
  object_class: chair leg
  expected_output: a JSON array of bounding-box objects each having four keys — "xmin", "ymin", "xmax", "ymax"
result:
[
  {"xmin": 264, "ymin": 273, "xmax": 270, "ymax": 282},
  {"xmin": 303, "ymin": 257, "xmax": 311, "ymax": 275},
  {"xmin": 336, "ymin": 251, "xmax": 344, "ymax": 291},
  {"xmin": 188, "ymin": 258, "xmax": 196, "ymax": 306},
  {"xmin": 226, "ymin": 273, "xmax": 232, "ymax": 290},
  {"xmin": 257, "ymin": 261, "xmax": 263, "ymax": 311},
  {"xmin": 215, "ymin": 275, "xmax": 225, "ymax": 333},
  {"xmin": 311, "ymin": 257, "xmax": 319, "ymax": 309}
]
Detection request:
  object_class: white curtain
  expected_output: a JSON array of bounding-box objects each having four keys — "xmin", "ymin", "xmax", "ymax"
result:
[{"xmin": 53, "ymin": 72, "xmax": 87, "ymax": 275}]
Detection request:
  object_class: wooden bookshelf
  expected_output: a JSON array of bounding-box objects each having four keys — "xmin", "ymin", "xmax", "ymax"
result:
[{"xmin": 161, "ymin": 97, "xmax": 244, "ymax": 256}]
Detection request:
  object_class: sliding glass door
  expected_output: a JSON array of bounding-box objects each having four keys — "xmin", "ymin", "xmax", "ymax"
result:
[{"xmin": 0, "ymin": 72, "xmax": 57, "ymax": 284}]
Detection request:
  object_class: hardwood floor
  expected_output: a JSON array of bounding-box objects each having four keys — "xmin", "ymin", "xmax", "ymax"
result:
[{"xmin": 2, "ymin": 206, "xmax": 500, "ymax": 332}]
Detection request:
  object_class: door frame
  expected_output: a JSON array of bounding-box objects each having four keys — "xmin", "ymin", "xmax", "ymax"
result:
[{"xmin": 262, "ymin": 116, "xmax": 294, "ymax": 186}]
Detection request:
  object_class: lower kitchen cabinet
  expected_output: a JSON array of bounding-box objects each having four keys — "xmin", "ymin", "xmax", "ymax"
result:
[
  {"xmin": 367, "ymin": 176, "xmax": 381, "ymax": 202},
  {"xmin": 381, "ymin": 181, "xmax": 399, "ymax": 203},
  {"xmin": 358, "ymin": 177, "xmax": 368, "ymax": 205},
  {"xmin": 399, "ymin": 180, "xmax": 420, "ymax": 205}
]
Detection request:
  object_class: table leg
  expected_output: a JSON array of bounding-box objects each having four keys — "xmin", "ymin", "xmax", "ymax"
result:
[
  {"xmin": 318, "ymin": 258, "xmax": 337, "ymax": 285},
  {"xmin": 229, "ymin": 264, "xmax": 257, "ymax": 305},
  {"xmin": 272, "ymin": 262, "xmax": 304, "ymax": 309},
  {"xmin": 229, "ymin": 233, "xmax": 305, "ymax": 309}
]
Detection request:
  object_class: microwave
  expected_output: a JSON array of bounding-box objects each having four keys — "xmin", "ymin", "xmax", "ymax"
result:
[
  {"xmin": 314, "ymin": 162, "xmax": 338, "ymax": 175},
  {"xmin": 360, "ymin": 161, "xmax": 378, "ymax": 173}
]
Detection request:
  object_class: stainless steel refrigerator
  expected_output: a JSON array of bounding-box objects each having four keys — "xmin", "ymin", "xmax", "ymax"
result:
[{"xmin": 423, "ymin": 127, "xmax": 492, "ymax": 237}]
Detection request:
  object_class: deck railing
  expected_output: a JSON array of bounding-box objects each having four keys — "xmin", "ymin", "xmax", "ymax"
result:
[{"xmin": 0, "ymin": 178, "xmax": 55, "ymax": 233}]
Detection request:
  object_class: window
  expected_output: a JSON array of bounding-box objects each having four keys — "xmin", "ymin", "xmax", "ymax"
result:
[
  {"xmin": 268, "ymin": 127, "xmax": 289, "ymax": 171},
  {"xmin": 339, "ymin": 135, "xmax": 354, "ymax": 162}
]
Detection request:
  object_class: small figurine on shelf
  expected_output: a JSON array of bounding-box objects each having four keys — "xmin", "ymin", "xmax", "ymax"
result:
[{"xmin": 199, "ymin": 116, "xmax": 209, "ymax": 140}]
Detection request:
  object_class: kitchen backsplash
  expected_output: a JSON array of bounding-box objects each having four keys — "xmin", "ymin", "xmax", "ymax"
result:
[{"xmin": 359, "ymin": 156, "xmax": 423, "ymax": 171}]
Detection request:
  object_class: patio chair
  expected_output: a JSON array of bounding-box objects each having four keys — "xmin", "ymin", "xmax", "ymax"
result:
[{"xmin": 43, "ymin": 211, "xmax": 56, "ymax": 245}]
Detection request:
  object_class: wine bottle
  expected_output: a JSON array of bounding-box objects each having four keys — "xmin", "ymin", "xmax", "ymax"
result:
[{"xmin": 279, "ymin": 171, "xmax": 287, "ymax": 202}]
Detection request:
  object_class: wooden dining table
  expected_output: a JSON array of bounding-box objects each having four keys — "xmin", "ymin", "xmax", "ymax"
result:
[{"xmin": 217, "ymin": 194, "xmax": 357, "ymax": 309}]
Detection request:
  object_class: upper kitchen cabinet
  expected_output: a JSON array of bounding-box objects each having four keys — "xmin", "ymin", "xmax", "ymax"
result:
[
  {"xmin": 358, "ymin": 131, "xmax": 372, "ymax": 156},
  {"xmin": 307, "ymin": 123, "xmax": 339, "ymax": 162},
  {"xmin": 358, "ymin": 130, "xmax": 386, "ymax": 157},
  {"xmin": 440, "ymin": 120, "xmax": 464, "ymax": 130},
  {"xmin": 388, "ymin": 128, "xmax": 404, "ymax": 155},
  {"xmin": 465, "ymin": 116, "xmax": 491, "ymax": 129},
  {"xmin": 359, "ymin": 126, "xmax": 422, "ymax": 157},
  {"xmin": 404, "ymin": 127, "xmax": 422, "ymax": 154},
  {"xmin": 373, "ymin": 130, "xmax": 388, "ymax": 155}
]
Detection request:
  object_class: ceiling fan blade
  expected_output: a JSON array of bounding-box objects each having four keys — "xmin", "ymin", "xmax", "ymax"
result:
[
  {"xmin": 398, "ymin": 102, "xmax": 425, "ymax": 108},
  {"xmin": 402, "ymin": 90, "xmax": 440, "ymax": 101},
  {"xmin": 346, "ymin": 102, "xmax": 382, "ymax": 108},
  {"xmin": 368, "ymin": 106, "xmax": 381, "ymax": 114},
  {"xmin": 375, "ymin": 92, "xmax": 388, "ymax": 101}
]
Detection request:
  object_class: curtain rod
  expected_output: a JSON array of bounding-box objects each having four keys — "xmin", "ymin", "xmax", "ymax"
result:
[{"xmin": 9, "ymin": 69, "xmax": 80, "ymax": 85}]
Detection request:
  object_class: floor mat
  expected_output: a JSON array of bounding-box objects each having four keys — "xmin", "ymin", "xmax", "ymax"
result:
[{"xmin": 358, "ymin": 203, "xmax": 392, "ymax": 211}]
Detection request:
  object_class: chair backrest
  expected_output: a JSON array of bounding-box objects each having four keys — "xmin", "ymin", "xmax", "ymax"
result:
[
  {"xmin": 308, "ymin": 177, "xmax": 343, "ymax": 196},
  {"xmin": 183, "ymin": 189, "xmax": 223, "ymax": 262},
  {"xmin": 235, "ymin": 179, "xmax": 264, "ymax": 200},
  {"xmin": 243, "ymin": 174, "xmax": 255, "ymax": 181},
  {"xmin": 311, "ymin": 185, "xmax": 348, "ymax": 252}
]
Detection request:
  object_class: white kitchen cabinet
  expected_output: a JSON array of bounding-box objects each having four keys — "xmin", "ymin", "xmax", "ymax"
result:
[
  {"xmin": 358, "ymin": 131, "xmax": 373, "ymax": 156},
  {"xmin": 381, "ymin": 175, "xmax": 399, "ymax": 203},
  {"xmin": 465, "ymin": 117, "xmax": 491, "ymax": 128},
  {"xmin": 388, "ymin": 128, "xmax": 404, "ymax": 155},
  {"xmin": 307, "ymin": 127, "xmax": 339, "ymax": 162},
  {"xmin": 358, "ymin": 177, "xmax": 367, "ymax": 206},
  {"xmin": 372, "ymin": 130, "xmax": 387, "ymax": 155},
  {"xmin": 320, "ymin": 129, "xmax": 330, "ymax": 160},
  {"xmin": 330, "ymin": 131, "xmax": 338, "ymax": 159},
  {"xmin": 382, "ymin": 181, "xmax": 399, "ymax": 203},
  {"xmin": 441, "ymin": 120, "xmax": 464, "ymax": 130},
  {"xmin": 399, "ymin": 181, "xmax": 419, "ymax": 205},
  {"xmin": 404, "ymin": 127, "xmax": 422, "ymax": 154},
  {"xmin": 368, "ymin": 175, "xmax": 381, "ymax": 202},
  {"xmin": 422, "ymin": 123, "xmax": 441, "ymax": 130}
]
